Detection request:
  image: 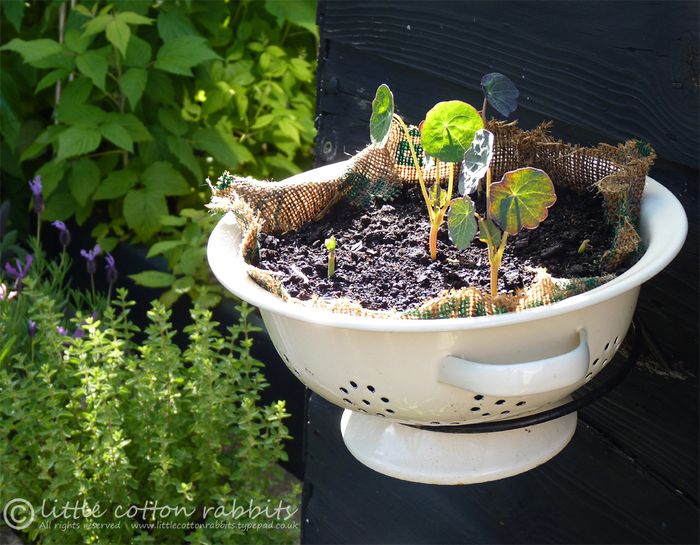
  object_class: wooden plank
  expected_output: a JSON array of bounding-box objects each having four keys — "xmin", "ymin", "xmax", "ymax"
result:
[
  {"xmin": 579, "ymin": 363, "xmax": 699, "ymax": 503},
  {"xmin": 317, "ymin": 0, "xmax": 699, "ymax": 168},
  {"xmin": 302, "ymin": 394, "xmax": 699, "ymax": 545}
]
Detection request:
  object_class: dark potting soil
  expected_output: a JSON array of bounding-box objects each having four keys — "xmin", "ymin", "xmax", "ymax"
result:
[{"xmin": 257, "ymin": 185, "xmax": 620, "ymax": 312}]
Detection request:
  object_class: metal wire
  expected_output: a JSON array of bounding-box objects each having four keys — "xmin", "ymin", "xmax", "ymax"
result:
[{"xmin": 412, "ymin": 320, "xmax": 641, "ymax": 434}]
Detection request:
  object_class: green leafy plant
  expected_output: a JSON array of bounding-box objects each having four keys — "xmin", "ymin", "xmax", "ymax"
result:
[
  {"xmin": 370, "ymin": 75, "xmax": 556, "ymax": 296},
  {"xmin": 370, "ymin": 84, "xmax": 483, "ymax": 260},
  {"xmin": 1, "ymin": 0, "xmax": 317, "ymax": 306},
  {"xmin": 0, "ymin": 238, "xmax": 299, "ymax": 545},
  {"xmin": 324, "ymin": 235, "xmax": 336, "ymax": 278},
  {"xmin": 449, "ymin": 167, "xmax": 556, "ymax": 296}
]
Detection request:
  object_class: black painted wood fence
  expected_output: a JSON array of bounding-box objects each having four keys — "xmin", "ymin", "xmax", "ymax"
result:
[{"xmin": 301, "ymin": 1, "xmax": 699, "ymax": 543}]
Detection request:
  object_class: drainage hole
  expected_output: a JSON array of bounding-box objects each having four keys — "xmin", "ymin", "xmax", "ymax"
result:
[
  {"xmin": 380, "ymin": 397, "xmax": 389, "ymax": 403},
  {"xmin": 376, "ymin": 413, "xmax": 386, "ymax": 417},
  {"xmin": 358, "ymin": 408, "xmax": 367, "ymax": 413},
  {"xmin": 585, "ymin": 372, "xmax": 593, "ymax": 381},
  {"xmin": 592, "ymin": 358, "xmax": 599, "ymax": 366},
  {"xmin": 516, "ymin": 401, "xmax": 526, "ymax": 406},
  {"xmin": 501, "ymin": 410, "xmax": 510, "ymax": 415},
  {"xmin": 362, "ymin": 399, "xmax": 371, "ymax": 406},
  {"xmin": 367, "ymin": 385, "xmax": 375, "ymax": 393},
  {"xmin": 339, "ymin": 387, "xmax": 348, "ymax": 394},
  {"xmin": 343, "ymin": 398, "xmax": 353, "ymax": 404},
  {"xmin": 386, "ymin": 408, "xmax": 395, "ymax": 414},
  {"xmin": 349, "ymin": 381, "xmax": 357, "ymax": 388},
  {"xmin": 614, "ymin": 336, "xmax": 620, "ymax": 345},
  {"xmin": 495, "ymin": 399, "xmax": 506, "ymax": 405},
  {"xmin": 470, "ymin": 407, "xmax": 481, "ymax": 412},
  {"xmin": 430, "ymin": 421, "xmax": 440, "ymax": 425},
  {"xmin": 474, "ymin": 394, "xmax": 484, "ymax": 400},
  {"xmin": 605, "ymin": 342, "xmax": 610, "ymax": 351},
  {"xmin": 482, "ymin": 413, "xmax": 491, "ymax": 417},
  {"xmin": 602, "ymin": 358, "xmax": 608, "ymax": 365}
]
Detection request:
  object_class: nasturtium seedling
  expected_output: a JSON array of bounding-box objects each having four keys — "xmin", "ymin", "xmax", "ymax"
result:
[
  {"xmin": 458, "ymin": 128, "xmax": 494, "ymax": 196},
  {"xmin": 448, "ymin": 167, "xmax": 556, "ymax": 298},
  {"xmin": 368, "ymin": 85, "xmax": 484, "ymax": 261},
  {"xmin": 365, "ymin": 76, "xmax": 549, "ymax": 281},
  {"xmin": 488, "ymin": 167, "xmax": 556, "ymax": 235},
  {"xmin": 370, "ymin": 84, "xmax": 394, "ymax": 147},
  {"xmin": 421, "ymin": 101, "xmax": 484, "ymax": 162},
  {"xmin": 481, "ymin": 72, "xmax": 520, "ymax": 118},
  {"xmin": 325, "ymin": 236, "xmax": 337, "ymax": 278}
]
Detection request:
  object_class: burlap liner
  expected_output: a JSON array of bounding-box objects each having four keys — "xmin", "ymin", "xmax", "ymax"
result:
[{"xmin": 207, "ymin": 120, "xmax": 654, "ymax": 319}]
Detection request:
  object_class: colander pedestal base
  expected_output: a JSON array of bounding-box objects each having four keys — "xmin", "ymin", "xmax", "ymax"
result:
[{"xmin": 340, "ymin": 409, "xmax": 577, "ymax": 485}]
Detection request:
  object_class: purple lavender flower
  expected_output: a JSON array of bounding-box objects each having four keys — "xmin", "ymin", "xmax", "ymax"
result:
[
  {"xmin": 57, "ymin": 326, "xmax": 68, "ymax": 336},
  {"xmin": 72, "ymin": 327, "xmax": 85, "ymax": 340},
  {"xmin": 80, "ymin": 244, "xmax": 101, "ymax": 276},
  {"xmin": 4, "ymin": 254, "xmax": 33, "ymax": 288},
  {"xmin": 51, "ymin": 221, "xmax": 71, "ymax": 249},
  {"xmin": 105, "ymin": 253, "xmax": 118, "ymax": 285},
  {"xmin": 28, "ymin": 320, "xmax": 37, "ymax": 338},
  {"xmin": 28, "ymin": 176, "xmax": 44, "ymax": 215}
]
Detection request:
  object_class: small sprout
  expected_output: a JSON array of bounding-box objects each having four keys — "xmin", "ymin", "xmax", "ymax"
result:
[
  {"xmin": 578, "ymin": 239, "xmax": 591, "ymax": 254},
  {"xmin": 325, "ymin": 236, "xmax": 337, "ymax": 278},
  {"xmin": 481, "ymin": 73, "xmax": 520, "ymax": 118}
]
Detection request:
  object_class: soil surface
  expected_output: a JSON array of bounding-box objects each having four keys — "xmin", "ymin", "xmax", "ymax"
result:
[{"xmin": 257, "ymin": 186, "xmax": 621, "ymax": 311}]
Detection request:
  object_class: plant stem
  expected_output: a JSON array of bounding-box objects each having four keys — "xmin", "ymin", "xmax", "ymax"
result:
[
  {"xmin": 327, "ymin": 253, "xmax": 335, "ymax": 278},
  {"xmin": 392, "ymin": 114, "xmax": 433, "ymax": 221},
  {"xmin": 446, "ymin": 161, "xmax": 454, "ymax": 204},
  {"xmin": 428, "ymin": 162, "xmax": 455, "ymax": 261},
  {"xmin": 488, "ymin": 232, "xmax": 508, "ymax": 297},
  {"xmin": 429, "ymin": 223, "xmax": 439, "ymax": 261}
]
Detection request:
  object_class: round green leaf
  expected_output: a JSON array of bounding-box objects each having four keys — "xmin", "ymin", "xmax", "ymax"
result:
[
  {"xmin": 421, "ymin": 101, "xmax": 483, "ymax": 163},
  {"xmin": 448, "ymin": 196, "xmax": 478, "ymax": 250},
  {"xmin": 488, "ymin": 168, "xmax": 556, "ymax": 235},
  {"xmin": 481, "ymin": 73, "xmax": 519, "ymax": 118},
  {"xmin": 370, "ymin": 84, "xmax": 394, "ymax": 147}
]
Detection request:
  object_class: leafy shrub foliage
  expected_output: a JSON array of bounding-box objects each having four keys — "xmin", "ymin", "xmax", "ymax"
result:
[
  {"xmin": 0, "ymin": 0, "xmax": 317, "ymax": 306},
  {"xmin": 0, "ymin": 245, "xmax": 299, "ymax": 544}
]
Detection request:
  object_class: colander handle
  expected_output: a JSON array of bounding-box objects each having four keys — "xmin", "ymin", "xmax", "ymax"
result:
[{"xmin": 438, "ymin": 329, "xmax": 590, "ymax": 397}]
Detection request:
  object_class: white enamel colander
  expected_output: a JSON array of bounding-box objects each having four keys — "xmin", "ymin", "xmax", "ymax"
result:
[{"xmin": 208, "ymin": 161, "xmax": 687, "ymax": 484}]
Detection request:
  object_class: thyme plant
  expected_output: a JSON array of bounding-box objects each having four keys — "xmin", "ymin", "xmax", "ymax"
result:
[{"xmin": 0, "ymin": 240, "xmax": 299, "ymax": 545}]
